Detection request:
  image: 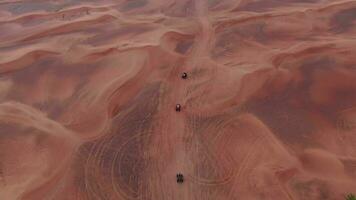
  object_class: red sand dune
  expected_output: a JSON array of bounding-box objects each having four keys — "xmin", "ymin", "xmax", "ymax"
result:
[{"xmin": 0, "ymin": 0, "xmax": 356, "ymax": 199}]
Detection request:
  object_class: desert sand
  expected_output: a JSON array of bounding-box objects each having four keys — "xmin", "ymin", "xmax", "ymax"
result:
[{"xmin": 0, "ymin": 0, "xmax": 356, "ymax": 199}]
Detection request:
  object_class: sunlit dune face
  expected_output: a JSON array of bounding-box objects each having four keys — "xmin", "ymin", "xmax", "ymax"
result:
[{"xmin": 0, "ymin": 0, "xmax": 356, "ymax": 200}]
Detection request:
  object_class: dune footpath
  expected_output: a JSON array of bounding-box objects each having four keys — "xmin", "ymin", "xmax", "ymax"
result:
[{"xmin": 0, "ymin": 0, "xmax": 356, "ymax": 199}]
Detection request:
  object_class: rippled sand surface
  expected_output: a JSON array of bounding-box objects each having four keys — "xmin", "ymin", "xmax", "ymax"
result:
[{"xmin": 0, "ymin": 0, "xmax": 356, "ymax": 199}]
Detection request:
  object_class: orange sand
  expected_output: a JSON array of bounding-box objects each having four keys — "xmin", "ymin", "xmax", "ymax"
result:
[{"xmin": 0, "ymin": 0, "xmax": 356, "ymax": 199}]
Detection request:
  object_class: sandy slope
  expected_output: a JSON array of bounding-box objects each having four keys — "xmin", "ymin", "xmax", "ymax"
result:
[{"xmin": 0, "ymin": 0, "xmax": 356, "ymax": 199}]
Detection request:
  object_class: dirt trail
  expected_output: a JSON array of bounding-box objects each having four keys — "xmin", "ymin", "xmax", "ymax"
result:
[{"xmin": 148, "ymin": 0, "xmax": 216, "ymax": 199}]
